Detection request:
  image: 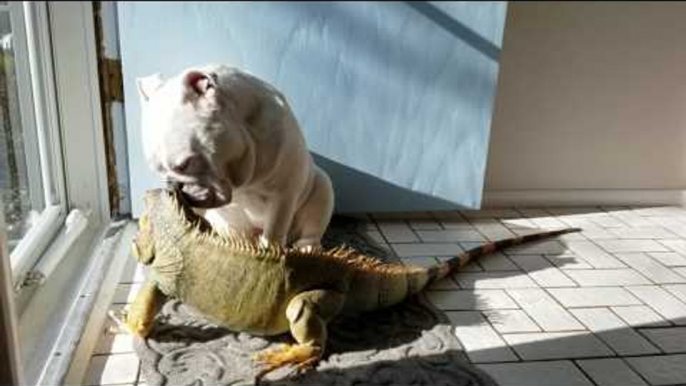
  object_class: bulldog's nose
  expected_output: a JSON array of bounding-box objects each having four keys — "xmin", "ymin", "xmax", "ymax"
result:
[{"xmin": 169, "ymin": 154, "xmax": 203, "ymax": 174}]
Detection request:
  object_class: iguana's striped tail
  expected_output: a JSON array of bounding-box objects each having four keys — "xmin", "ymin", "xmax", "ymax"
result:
[
  {"xmin": 342, "ymin": 227, "xmax": 582, "ymax": 313},
  {"xmin": 425, "ymin": 227, "xmax": 582, "ymax": 285}
]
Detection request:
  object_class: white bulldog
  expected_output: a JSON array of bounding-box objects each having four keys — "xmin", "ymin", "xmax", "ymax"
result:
[{"xmin": 137, "ymin": 64, "xmax": 334, "ymax": 248}]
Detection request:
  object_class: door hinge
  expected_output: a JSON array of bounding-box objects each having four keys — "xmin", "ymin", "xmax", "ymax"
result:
[{"xmin": 101, "ymin": 58, "xmax": 124, "ymax": 103}]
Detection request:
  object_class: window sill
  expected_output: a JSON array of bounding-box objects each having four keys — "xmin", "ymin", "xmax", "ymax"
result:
[{"xmin": 18, "ymin": 219, "xmax": 137, "ymax": 386}]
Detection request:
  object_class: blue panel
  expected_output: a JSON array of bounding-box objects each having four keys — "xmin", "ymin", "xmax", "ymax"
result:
[{"xmin": 119, "ymin": 1, "xmax": 507, "ymax": 215}]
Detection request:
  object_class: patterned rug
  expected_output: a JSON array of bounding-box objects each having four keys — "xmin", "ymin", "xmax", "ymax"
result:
[{"xmin": 134, "ymin": 216, "xmax": 497, "ymax": 386}]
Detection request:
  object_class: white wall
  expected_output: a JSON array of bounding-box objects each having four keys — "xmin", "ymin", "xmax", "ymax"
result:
[{"xmin": 485, "ymin": 2, "xmax": 686, "ymax": 198}]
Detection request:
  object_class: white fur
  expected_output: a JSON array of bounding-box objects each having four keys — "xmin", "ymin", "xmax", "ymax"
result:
[{"xmin": 137, "ymin": 64, "xmax": 334, "ymax": 247}]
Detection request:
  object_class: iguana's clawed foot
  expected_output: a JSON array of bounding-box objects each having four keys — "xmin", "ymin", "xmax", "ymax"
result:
[
  {"xmin": 107, "ymin": 308, "xmax": 154, "ymax": 338},
  {"xmin": 253, "ymin": 343, "xmax": 322, "ymax": 382}
]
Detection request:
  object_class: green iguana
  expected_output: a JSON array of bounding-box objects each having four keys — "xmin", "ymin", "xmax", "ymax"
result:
[{"xmin": 115, "ymin": 188, "xmax": 580, "ymax": 381}]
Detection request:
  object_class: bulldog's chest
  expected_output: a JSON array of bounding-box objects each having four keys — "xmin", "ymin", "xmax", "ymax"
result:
[{"xmin": 231, "ymin": 188, "xmax": 272, "ymax": 225}]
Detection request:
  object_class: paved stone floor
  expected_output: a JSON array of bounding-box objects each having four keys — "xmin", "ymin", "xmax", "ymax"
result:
[{"xmin": 84, "ymin": 206, "xmax": 686, "ymax": 386}]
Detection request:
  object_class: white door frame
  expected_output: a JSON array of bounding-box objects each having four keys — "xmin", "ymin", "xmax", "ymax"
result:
[{"xmin": 0, "ymin": 204, "xmax": 23, "ymax": 385}]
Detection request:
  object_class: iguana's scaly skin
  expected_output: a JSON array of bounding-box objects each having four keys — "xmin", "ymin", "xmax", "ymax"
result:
[{"xmin": 120, "ymin": 188, "xmax": 581, "ymax": 381}]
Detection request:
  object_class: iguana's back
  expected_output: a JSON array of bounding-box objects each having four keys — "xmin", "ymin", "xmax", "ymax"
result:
[{"xmin": 141, "ymin": 189, "xmax": 354, "ymax": 334}]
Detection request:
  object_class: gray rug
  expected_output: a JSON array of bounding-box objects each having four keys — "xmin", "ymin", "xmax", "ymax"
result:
[{"xmin": 134, "ymin": 216, "xmax": 497, "ymax": 386}]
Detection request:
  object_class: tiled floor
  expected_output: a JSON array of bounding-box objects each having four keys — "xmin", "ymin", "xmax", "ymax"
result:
[{"xmin": 83, "ymin": 206, "xmax": 686, "ymax": 386}]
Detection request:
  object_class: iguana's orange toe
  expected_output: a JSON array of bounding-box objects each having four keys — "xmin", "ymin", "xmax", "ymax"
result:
[
  {"xmin": 253, "ymin": 344, "xmax": 321, "ymax": 381},
  {"xmin": 107, "ymin": 308, "xmax": 154, "ymax": 338}
]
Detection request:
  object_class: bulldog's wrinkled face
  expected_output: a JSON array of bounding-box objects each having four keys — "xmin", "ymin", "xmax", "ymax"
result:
[{"xmin": 137, "ymin": 68, "xmax": 249, "ymax": 208}]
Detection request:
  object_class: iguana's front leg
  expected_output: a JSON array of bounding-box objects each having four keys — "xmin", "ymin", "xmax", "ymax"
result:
[
  {"xmin": 110, "ymin": 279, "xmax": 166, "ymax": 338},
  {"xmin": 253, "ymin": 289, "xmax": 345, "ymax": 381}
]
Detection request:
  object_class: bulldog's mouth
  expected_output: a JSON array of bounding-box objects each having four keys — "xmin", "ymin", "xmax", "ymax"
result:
[{"xmin": 172, "ymin": 182, "xmax": 231, "ymax": 209}]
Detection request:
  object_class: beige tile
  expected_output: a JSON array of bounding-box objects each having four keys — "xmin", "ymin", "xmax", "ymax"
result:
[
  {"xmin": 664, "ymin": 284, "xmax": 686, "ymax": 303},
  {"xmin": 83, "ymin": 354, "xmax": 139, "ymax": 386},
  {"xmin": 426, "ymin": 289, "xmax": 518, "ymax": 311},
  {"xmin": 581, "ymin": 213, "xmax": 628, "ymax": 228},
  {"xmin": 461, "ymin": 209, "xmax": 521, "ymax": 219},
  {"xmin": 614, "ymin": 253, "xmax": 685, "ymax": 284},
  {"xmin": 433, "ymin": 211, "xmax": 473, "ymax": 230},
  {"xmin": 605, "ymin": 208, "xmax": 658, "ymax": 227},
  {"xmin": 453, "ymin": 272, "xmax": 539, "ymax": 289},
  {"xmin": 565, "ymin": 269, "xmax": 651, "ymax": 287},
  {"xmin": 478, "ymin": 361, "xmax": 593, "ymax": 386},
  {"xmin": 363, "ymin": 230, "xmax": 386, "ymax": 244},
  {"xmin": 611, "ymin": 305, "xmax": 670, "ymax": 328},
  {"xmin": 631, "ymin": 207, "xmax": 686, "ymax": 217},
  {"xmin": 608, "ymin": 227, "xmax": 677, "ymax": 240},
  {"xmin": 408, "ymin": 218, "xmax": 442, "ymax": 231},
  {"xmin": 566, "ymin": 241, "xmax": 626, "ymax": 268},
  {"xmin": 549, "ymin": 287, "xmax": 641, "ymax": 308},
  {"xmin": 510, "ymin": 255, "xmax": 577, "ymax": 287},
  {"xmin": 595, "ymin": 239, "xmax": 669, "ymax": 253},
  {"xmin": 640, "ymin": 327, "xmax": 686, "ymax": 353},
  {"xmin": 502, "ymin": 331, "xmax": 613, "ymax": 360},
  {"xmin": 545, "ymin": 253, "xmax": 593, "ymax": 270},
  {"xmin": 625, "ymin": 354, "xmax": 686, "ymax": 386},
  {"xmin": 446, "ymin": 311, "xmax": 518, "ymax": 363},
  {"xmin": 377, "ymin": 221, "xmax": 419, "ymax": 243},
  {"xmin": 576, "ymin": 358, "xmax": 647, "ymax": 386},
  {"xmin": 93, "ymin": 327, "xmax": 135, "ymax": 355},
  {"xmin": 660, "ymin": 239, "xmax": 686, "ymax": 256},
  {"xmin": 518, "ymin": 210, "xmax": 571, "ymax": 231},
  {"xmin": 470, "ymin": 219, "xmax": 516, "ymax": 241},
  {"xmin": 570, "ymin": 308, "xmax": 659, "ymax": 355},
  {"xmin": 484, "ymin": 309, "xmax": 541, "ymax": 333},
  {"xmin": 650, "ymin": 219, "xmax": 686, "ymax": 238},
  {"xmin": 626, "ymin": 286, "xmax": 686, "ymax": 325},
  {"xmin": 476, "ymin": 252, "xmax": 520, "ymax": 272},
  {"xmin": 648, "ymin": 252, "xmax": 686, "ymax": 267},
  {"xmin": 507, "ymin": 288, "xmax": 584, "ymax": 331},
  {"xmin": 416, "ymin": 229, "xmax": 485, "ymax": 242}
]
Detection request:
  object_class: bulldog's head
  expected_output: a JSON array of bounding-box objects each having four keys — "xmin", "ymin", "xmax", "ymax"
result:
[{"xmin": 137, "ymin": 65, "xmax": 256, "ymax": 208}]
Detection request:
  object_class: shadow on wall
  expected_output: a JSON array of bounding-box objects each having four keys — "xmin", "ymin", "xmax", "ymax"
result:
[
  {"xmin": 404, "ymin": 1, "xmax": 501, "ymax": 61},
  {"xmin": 313, "ymin": 153, "xmax": 470, "ymax": 213}
]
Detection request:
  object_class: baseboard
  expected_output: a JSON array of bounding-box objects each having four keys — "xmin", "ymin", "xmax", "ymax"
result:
[{"xmin": 482, "ymin": 189, "xmax": 686, "ymax": 208}]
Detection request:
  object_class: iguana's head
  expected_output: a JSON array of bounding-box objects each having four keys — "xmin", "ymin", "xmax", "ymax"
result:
[
  {"xmin": 132, "ymin": 188, "xmax": 208, "ymax": 265},
  {"xmin": 131, "ymin": 188, "xmax": 175, "ymax": 265}
]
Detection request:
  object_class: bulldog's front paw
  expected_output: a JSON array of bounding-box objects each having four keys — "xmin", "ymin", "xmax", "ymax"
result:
[{"xmin": 258, "ymin": 235, "xmax": 271, "ymax": 249}]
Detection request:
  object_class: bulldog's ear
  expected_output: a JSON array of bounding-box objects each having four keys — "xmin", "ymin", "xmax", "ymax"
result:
[
  {"xmin": 136, "ymin": 73, "xmax": 164, "ymax": 102},
  {"xmin": 182, "ymin": 70, "xmax": 218, "ymax": 101}
]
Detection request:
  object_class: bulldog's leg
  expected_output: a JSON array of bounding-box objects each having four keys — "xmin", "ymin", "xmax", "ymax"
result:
[
  {"xmin": 202, "ymin": 204, "xmax": 260, "ymax": 237},
  {"xmin": 260, "ymin": 197, "xmax": 297, "ymax": 247},
  {"xmin": 291, "ymin": 166, "xmax": 334, "ymax": 249}
]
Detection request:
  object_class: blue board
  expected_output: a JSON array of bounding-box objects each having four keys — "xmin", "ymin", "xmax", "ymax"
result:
[{"xmin": 119, "ymin": 1, "xmax": 507, "ymax": 214}]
